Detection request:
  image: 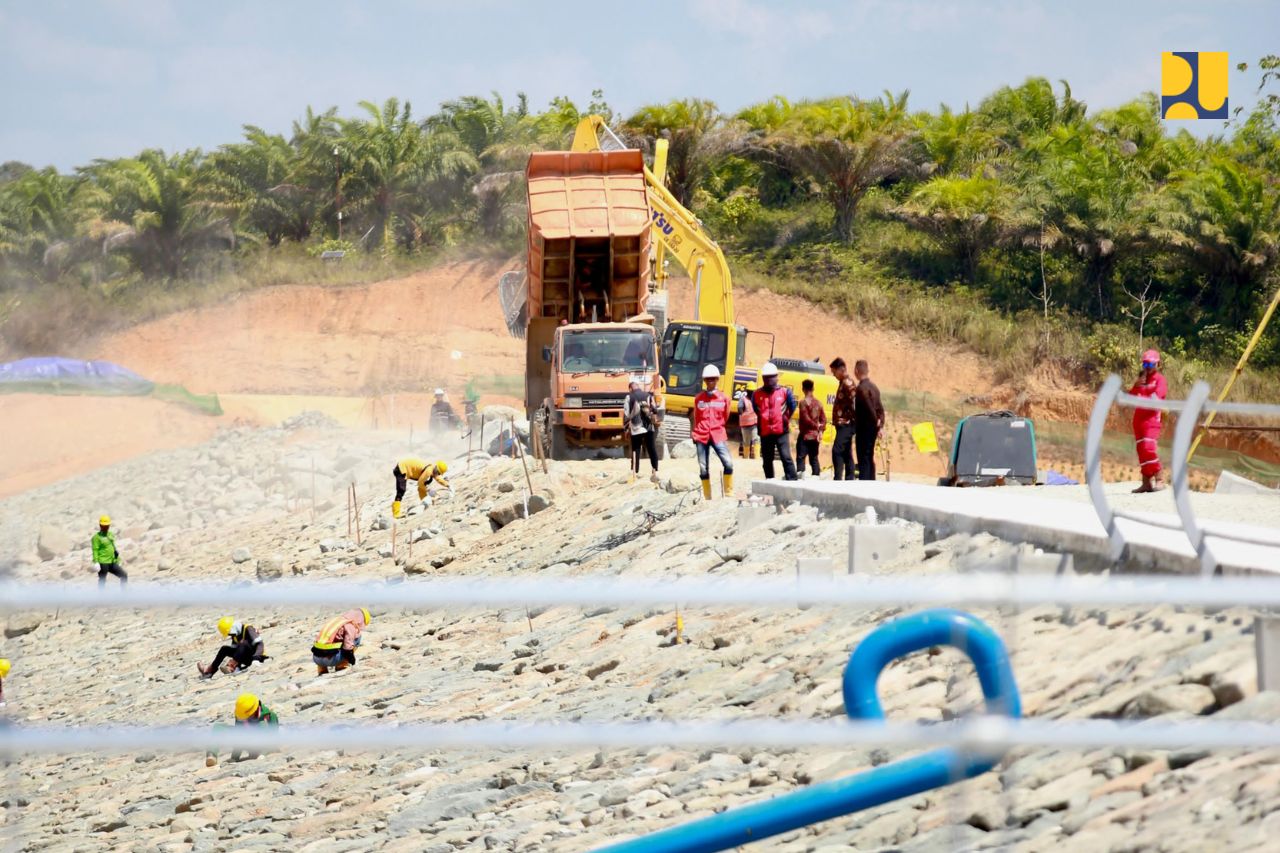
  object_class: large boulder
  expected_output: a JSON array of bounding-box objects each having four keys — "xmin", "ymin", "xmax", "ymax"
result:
[
  {"xmin": 488, "ymin": 494, "xmax": 551, "ymax": 530},
  {"xmin": 256, "ymin": 555, "xmax": 285, "ymax": 582},
  {"xmin": 670, "ymin": 440, "xmax": 697, "ymax": 459},
  {"xmin": 36, "ymin": 527, "xmax": 74, "ymax": 561}
]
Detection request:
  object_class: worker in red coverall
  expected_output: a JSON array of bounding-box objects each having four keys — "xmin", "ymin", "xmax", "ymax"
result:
[{"xmin": 1130, "ymin": 349, "xmax": 1168, "ymax": 493}]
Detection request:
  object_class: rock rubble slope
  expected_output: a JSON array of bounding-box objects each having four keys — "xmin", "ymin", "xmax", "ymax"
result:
[{"xmin": 1, "ymin": 417, "xmax": 1278, "ymax": 852}]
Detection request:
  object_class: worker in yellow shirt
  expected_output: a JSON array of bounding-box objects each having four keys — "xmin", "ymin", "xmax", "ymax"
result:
[{"xmin": 391, "ymin": 458, "xmax": 450, "ymax": 518}]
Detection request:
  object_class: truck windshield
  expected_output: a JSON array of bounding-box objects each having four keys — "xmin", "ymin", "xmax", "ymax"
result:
[{"xmin": 562, "ymin": 330, "xmax": 655, "ymax": 373}]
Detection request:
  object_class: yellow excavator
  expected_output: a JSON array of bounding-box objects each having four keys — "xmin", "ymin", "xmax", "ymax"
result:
[{"xmin": 570, "ymin": 116, "xmax": 836, "ymax": 443}]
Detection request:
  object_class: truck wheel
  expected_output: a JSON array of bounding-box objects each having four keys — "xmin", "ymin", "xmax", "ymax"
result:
[{"xmin": 550, "ymin": 424, "xmax": 569, "ymax": 460}]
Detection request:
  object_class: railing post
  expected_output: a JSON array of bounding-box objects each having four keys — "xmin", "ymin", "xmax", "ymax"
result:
[
  {"xmin": 1171, "ymin": 381, "xmax": 1215, "ymax": 576},
  {"xmin": 1086, "ymin": 374, "xmax": 1126, "ymax": 563}
]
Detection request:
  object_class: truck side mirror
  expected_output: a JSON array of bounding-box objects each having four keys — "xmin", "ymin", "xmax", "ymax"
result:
[{"xmin": 541, "ymin": 346, "xmax": 552, "ymax": 363}]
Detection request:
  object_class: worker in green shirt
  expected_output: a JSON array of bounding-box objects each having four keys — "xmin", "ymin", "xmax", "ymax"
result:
[
  {"xmin": 206, "ymin": 693, "xmax": 279, "ymax": 766},
  {"xmin": 91, "ymin": 515, "xmax": 127, "ymax": 587}
]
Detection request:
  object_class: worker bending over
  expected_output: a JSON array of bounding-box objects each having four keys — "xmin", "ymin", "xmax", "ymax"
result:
[
  {"xmin": 391, "ymin": 458, "xmax": 450, "ymax": 518},
  {"xmin": 206, "ymin": 693, "xmax": 279, "ymax": 766},
  {"xmin": 92, "ymin": 515, "xmax": 127, "ymax": 587},
  {"xmin": 198, "ymin": 617, "xmax": 268, "ymax": 678},
  {"xmin": 312, "ymin": 608, "xmax": 371, "ymax": 674},
  {"xmin": 692, "ymin": 365, "xmax": 734, "ymax": 501}
]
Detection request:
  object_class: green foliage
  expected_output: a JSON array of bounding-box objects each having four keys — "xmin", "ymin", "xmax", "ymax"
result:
[{"xmin": 2, "ymin": 69, "xmax": 1279, "ymax": 399}]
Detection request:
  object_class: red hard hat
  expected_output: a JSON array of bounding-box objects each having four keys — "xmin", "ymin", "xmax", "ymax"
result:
[{"xmin": 1142, "ymin": 349, "xmax": 1160, "ymax": 364}]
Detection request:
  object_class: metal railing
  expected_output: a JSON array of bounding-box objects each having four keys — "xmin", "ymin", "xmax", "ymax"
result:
[{"xmin": 1085, "ymin": 375, "xmax": 1280, "ymax": 576}]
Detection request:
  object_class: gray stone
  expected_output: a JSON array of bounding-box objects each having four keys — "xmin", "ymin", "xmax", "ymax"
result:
[
  {"xmin": 230, "ymin": 547, "xmax": 252, "ymax": 564},
  {"xmin": 36, "ymin": 526, "xmax": 74, "ymax": 561},
  {"xmin": 497, "ymin": 482, "xmax": 515, "ymax": 494},
  {"xmin": 488, "ymin": 495, "xmax": 551, "ymax": 530},
  {"xmin": 1011, "ymin": 767, "xmax": 1096, "ymax": 822},
  {"xmin": 255, "ymin": 555, "xmax": 284, "ymax": 582},
  {"xmin": 1122, "ymin": 684, "xmax": 1217, "ymax": 718},
  {"xmin": 670, "ymin": 440, "xmax": 696, "ymax": 459},
  {"xmin": 4, "ymin": 613, "xmax": 43, "ymax": 638},
  {"xmin": 377, "ymin": 545, "xmax": 394, "ymax": 559}
]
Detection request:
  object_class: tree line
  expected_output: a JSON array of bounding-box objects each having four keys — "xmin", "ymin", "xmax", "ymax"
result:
[{"xmin": 1, "ymin": 63, "xmax": 1278, "ymax": 369}]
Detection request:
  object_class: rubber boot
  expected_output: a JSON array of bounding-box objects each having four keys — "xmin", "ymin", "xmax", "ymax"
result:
[
  {"xmin": 197, "ymin": 663, "xmax": 213, "ymax": 679},
  {"xmin": 392, "ymin": 501, "xmax": 402, "ymax": 519},
  {"xmin": 722, "ymin": 473, "xmax": 734, "ymax": 497},
  {"xmin": 700, "ymin": 479, "xmax": 712, "ymax": 501},
  {"xmin": 748, "ymin": 446, "xmax": 756, "ymax": 459}
]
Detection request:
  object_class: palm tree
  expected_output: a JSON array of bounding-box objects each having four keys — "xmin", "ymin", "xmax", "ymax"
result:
[
  {"xmin": 625, "ymin": 99, "xmax": 736, "ymax": 207},
  {"xmin": 1155, "ymin": 156, "xmax": 1280, "ymax": 327},
  {"xmin": 1021, "ymin": 121, "xmax": 1161, "ymax": 318},
  {"xmin": 205, "ymin": 127, "xmax": 314, "ymax": 246},
  {"xmin": 81, "ymin": 149, "xmax": 232, "ymax": 279},
  {"xmin": 0, "ymin": 167, "xmax": 85, "ymax": 266},
  {"xmin": 337, "ymin": 98, "xmax": 432, "ymax": 252},
  {"xmin": 894, "ymin": 173, "xmax": 1022, "ymax": 281},
  {"xmin": 976, "ymin": 77, "xmax": 1087, "ymax": 153},
  {"xmin": 915, "ymin": 106, "xmax": 998, "ymax": 176},
  {"xmin": 764, "ymin": 92, "xmax": 915, "ymax": 243}
]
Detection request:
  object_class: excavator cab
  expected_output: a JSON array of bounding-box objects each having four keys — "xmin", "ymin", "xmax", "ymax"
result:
[{"xmin": 660, "ymin": 321, "xmax": 747, "ymax": 399}]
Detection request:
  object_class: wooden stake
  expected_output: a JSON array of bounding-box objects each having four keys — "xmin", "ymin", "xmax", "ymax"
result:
[
  {"xmin": 310, "ymin": 458, "xmax": 316, "ymax": 524},
  {"xmin": 514, "ymin": 418, "xmax": 536, "ymax": 497},
  {"xmin": 353, "ymin": 484, "xmax": 362, "ymax": 546},
  {"xmin": 347, "ymin": 484, "xmax": 353, "ymax": 537}
]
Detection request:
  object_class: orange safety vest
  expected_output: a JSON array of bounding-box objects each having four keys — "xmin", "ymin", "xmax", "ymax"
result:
[{"xmin": 314, "ymin": 615, "xmax": 349, "ymax": 651}]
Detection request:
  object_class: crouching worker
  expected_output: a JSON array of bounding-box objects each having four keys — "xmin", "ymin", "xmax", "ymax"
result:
[
  {"xmin": 312, "ymin": 608, "xmax": 371, "ymax": 675},
  {"xmin": 0, "ymin": 658, "xmax": 10, "ymax": 707},
  {"xmin": 198, "ymin": 617, "xmax": 268, "ymax": 678},
  {"xmin": 391, "ymin": 458, "xmax": 450, "ymax": 519},
  {"xmin": 205, "ymin": 693, "xmax": 279, "ymax": 767}
]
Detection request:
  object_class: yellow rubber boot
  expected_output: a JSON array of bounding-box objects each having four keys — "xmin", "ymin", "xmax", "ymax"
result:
[
  {"xmin": 392, "ymin": 501, "xmax": 402, "ymax": 519},
  {"xmin": 722, "ymin": 473, "xmax": 734, "ymax": 497},
  {"xmin": 700, "ymin": 479, "xmax": 712, "ymax": 501}
]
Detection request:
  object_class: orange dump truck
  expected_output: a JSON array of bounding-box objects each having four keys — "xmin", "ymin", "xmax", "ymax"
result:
[{"xmin": 524, "ymin": 148, "xmax": 661, "ymax": 460}]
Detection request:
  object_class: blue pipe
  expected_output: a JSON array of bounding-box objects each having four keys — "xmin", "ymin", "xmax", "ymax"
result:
[{"xmin": 598, "ymin": 609, "xmax": 1020, "ymax": 853}]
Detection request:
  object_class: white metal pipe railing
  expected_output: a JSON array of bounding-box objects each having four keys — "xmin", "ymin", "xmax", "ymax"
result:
[{"xmin": 1084, "ymin": 374, "xmax": 1280, "ymax": 576}]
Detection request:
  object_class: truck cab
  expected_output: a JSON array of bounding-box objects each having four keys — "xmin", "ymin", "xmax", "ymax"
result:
[{"xmin": 539, "ymin": 322, "xmax": 660, "ymax": 455}]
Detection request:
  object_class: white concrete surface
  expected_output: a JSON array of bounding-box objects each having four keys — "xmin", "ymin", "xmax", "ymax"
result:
[
  {"xmin": 847, "ymin": 524, "xmax": 900, "ymax": 574},
  {"xmin": 752, "ymin": 479, "xmax": 1280, "ymax": 575}
]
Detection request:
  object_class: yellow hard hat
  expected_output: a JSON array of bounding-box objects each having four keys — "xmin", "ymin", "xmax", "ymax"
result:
[
  {"xmin": 217, "ymin": 616, "xmax": 235, "ymax": 637},
  {"xmin": 99, "ymin": 515, "xmax": 111, "ymax": 526},
  {"xmin": 234, "ymin": 693, "xmax": 260, "ymax": 721},
  {"xmin": 360, "ymin": 607, "xmax": 372, "ymax": 626},
  {"xmin": 434, "ymin": 460, "xmax": 448, "ymax": 475},
  {"xmin": 0, "ymin": 658, "xmax": 10, "ymax": 678}
]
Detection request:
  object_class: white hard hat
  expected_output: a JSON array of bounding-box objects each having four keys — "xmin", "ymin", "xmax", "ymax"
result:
[
  {"xmin": 760, "ymin": 362, "xmax": 779, "ymax": 377},
  {"xmin": 434, "ymin": 388, "xmax": 445, "ymax": 396},
  {"xmin": 702, "ymin": 364, "xmax": 721, "ymax": 379}
]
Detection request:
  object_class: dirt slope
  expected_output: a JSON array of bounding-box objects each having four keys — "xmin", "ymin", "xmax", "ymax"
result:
[{"xmin": 90, "ymin": 258, "xmax": 523, "ymax": 396}]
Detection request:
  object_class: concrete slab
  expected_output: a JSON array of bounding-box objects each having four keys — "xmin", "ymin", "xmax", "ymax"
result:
[
  {"xmin": 847, "ymin": 525, "xmax": 901, "ymax": 574},
  {"xmin": 751, "ymin": 480, "xmax": 1280, "ymax": 575},
  {"xmin": 1216, "ymin": 470, "xmax": 1279, "ymax": 496},
  {"xmin": 736, "ymin": 505, "xmax": 776, "ymax": 533}
]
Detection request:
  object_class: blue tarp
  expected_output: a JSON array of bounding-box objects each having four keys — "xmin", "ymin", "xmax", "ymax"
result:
[{"xmin": 0, "ymin": 357, "xmax": 155, "ymax": 395}]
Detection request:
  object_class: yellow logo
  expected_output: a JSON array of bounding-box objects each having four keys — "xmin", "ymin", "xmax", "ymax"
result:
[{"xmin": 1161, "ymin": 52, "xmax": 1228, "ymax": 119}]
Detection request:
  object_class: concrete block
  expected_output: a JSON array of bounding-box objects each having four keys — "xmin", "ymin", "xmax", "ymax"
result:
[
  {"xmin": 1255, "ymin": 616, "xmax": 1280, "ymax": 692},
  {"xmin": 797, "ymin": 557, "xmax": 834, "ymax": 611},
  {"xmin": 1012, "ymin": 551, "xmax": 1074, "ymax": 576},
  {"xmin": 847, "ymin": 525, "xmax": 901, "ymax": 574},
  {"xmin": 737, "ymin": 505, "xmax": 776, "ymax": 533},
  {"xmin": 1216, "ymin": 470, "xmax": 1279, "ymax": 496},
  {"xmin": 796, "ymin": 557, "xmax": 834, "ymax": 582}
]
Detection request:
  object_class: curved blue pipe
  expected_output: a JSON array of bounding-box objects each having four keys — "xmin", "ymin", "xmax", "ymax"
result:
[{"xmin": 598, "ymin": 609, "xmax": 1020, "ymax": 853}]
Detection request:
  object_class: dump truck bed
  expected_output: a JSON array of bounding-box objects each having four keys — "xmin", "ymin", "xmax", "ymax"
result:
[{"xmin": 525, "ymin": 150, "xmax": 651, "ymax": 324}]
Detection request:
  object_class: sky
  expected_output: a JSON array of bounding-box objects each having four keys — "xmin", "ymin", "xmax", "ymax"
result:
[{"xmin": 1, "ymin": 0, "xmax": 1277, "ymax": 171}]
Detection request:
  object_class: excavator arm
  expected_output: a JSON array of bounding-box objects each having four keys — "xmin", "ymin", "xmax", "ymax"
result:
[{"xmin": 570, "ymin": 115, "xmax": 735, "ymax": 325}]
